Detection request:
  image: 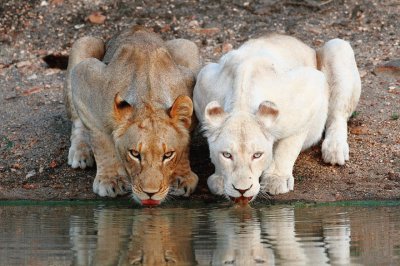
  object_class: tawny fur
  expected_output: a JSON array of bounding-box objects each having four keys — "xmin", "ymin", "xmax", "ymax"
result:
[{"xmin": 65, "ymin": 26, "xmax": 200, "ymax": 203}]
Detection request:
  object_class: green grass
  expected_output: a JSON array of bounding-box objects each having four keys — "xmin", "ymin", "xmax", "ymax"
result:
[
  {"xmin": 350, "ymin": 111, "xmax": 360, "ymax": 119},
  {"xmin": 391, "ymin": 113, "xmax": 399, "ymax": 120},
  {"xmin": 0, "ymin": 135, "xmax": 14, "ymax": 150}
]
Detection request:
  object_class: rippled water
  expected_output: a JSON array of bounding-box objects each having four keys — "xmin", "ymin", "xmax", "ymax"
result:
[{"xmin": 1, "ymin": 201, "xmax": 400, "ymax": 265}]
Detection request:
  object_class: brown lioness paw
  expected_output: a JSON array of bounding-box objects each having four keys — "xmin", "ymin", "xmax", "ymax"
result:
[
  {"xmin": 170, "ymin": 171, "xmax": 199, "ymax": 197},
  {"xmin": 93, "ymin": 174, "xmax": 130, "ymax": 198}
]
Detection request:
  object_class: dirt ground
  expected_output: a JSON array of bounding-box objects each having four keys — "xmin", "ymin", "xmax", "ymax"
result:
[{"xmin": 0, "ymin": 0, "xmax": 399, "ymax": 202}]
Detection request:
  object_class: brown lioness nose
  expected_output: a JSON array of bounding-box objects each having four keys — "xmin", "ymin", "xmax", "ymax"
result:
[
  {"xmin": 232, "ymin": 184, "xmax": 253, "ymax": 196},
  {"xmin": 143, "ymin": 191, "xmax": 157, "ymax": 198}
]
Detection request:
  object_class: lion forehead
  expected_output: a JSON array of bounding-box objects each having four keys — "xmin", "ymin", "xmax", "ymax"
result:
[
  {"xmin": 116, "ymin": 118, "xmax": 188, "ymax": 152},
  {"xmin": 213, "ymin": 115, "xmax": 267, "ymax": 147}
]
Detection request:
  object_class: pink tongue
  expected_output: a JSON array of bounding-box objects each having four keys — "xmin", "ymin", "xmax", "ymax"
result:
[
  {"xmin": 141, "ymin": 199, "xmax": 160, "ymax": 206},
  {"xmin": 230, "ymin": 196, "xmax": 253, "ymax": 205}
]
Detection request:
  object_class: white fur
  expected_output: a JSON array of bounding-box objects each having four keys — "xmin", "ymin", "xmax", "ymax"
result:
[{"xmin": 194, "ymin": 35, "xmax": 361, "ymax": 197}]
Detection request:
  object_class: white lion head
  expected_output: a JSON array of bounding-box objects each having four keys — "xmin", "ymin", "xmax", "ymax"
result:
[{"xmin": 203, "ymin": 100, "xmax": 279, "ymax": 203}]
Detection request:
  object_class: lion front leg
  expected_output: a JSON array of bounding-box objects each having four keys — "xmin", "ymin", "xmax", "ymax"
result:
[
  {"xmin": 90, "ymin": 130, "xmax": 130, "ymax": 197},
  {"xmin": 169, "ymin": 152, "xmax": 198, "ymax": 197},
  {"xmin": 262, "ymin": 131, "xmax": 308, "ymax": 195},
  {"xmin": 65, "ymin": 36, "xmax": 105, "ymax": 169},
  {"xmin": 317, "ymin": 39, "xmax": 361, "ymax": 165},
  {"xmin": 206, "ymin": 173, "xmax": 224, "ymax": 196},
  {"xmin": 68, "ymin": 119, "xmax": 94, "ymax": 169}
]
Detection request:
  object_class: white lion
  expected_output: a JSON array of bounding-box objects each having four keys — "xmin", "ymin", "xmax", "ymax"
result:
[{"xmin": 194, "ymin": 34, "xmax": 361, "ymax": 202}]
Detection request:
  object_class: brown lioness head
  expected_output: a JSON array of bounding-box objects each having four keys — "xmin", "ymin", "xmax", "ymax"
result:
[{"xmin": 112, "ymin": 94, "xmax": 194, "ymax": 205}]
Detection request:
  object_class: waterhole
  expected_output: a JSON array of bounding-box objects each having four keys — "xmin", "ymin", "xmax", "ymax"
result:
[{"xmin": 0, "ymin": 200, "xmax": 399, "ymax": 265}]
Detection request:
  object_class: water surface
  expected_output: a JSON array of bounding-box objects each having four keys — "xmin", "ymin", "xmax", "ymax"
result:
[{"xmin": 1, "ymin": 200, "xmax": 400, "ymax": 265}]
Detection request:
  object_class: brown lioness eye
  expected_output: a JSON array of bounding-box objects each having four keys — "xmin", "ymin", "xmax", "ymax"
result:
[
  {"xmin": 252, "ymin": 152, "xmax": 263, "ymax": 159},
  {"xmin": 129, "ymin": 149, "xmax": 141, "ymax": 161},
  {"xmin": 222, "ymin": 152, "xmax": 232, "ymax": 160},
  {"xmin": 163, "ymin": 151, "xmax": 175, "ymax": 161}
]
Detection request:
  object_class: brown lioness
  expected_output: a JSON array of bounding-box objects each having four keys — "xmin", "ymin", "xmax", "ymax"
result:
[{"xmin": 64, "ymin": 26, "xmax": 200, "ymax": 205}]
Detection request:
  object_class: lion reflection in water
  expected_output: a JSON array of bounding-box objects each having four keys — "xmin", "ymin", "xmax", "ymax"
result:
[
  {"xmin": 69, "ymin": 206, "xmax": 353, "ymax": 265},
  {"xmin": 69, "ymin": 207, "xmax": 196, "ymax": 265}
]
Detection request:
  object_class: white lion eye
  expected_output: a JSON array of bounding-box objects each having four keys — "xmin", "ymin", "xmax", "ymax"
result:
[
  {"xmin": 128, "ymin": 149, "xmax": 141, "ymax": 161},
  {"xmin": 252, "ymin": 152, "xmax": 263, "ymax": 159},
  {"xmin": 222, "ymin": 152, "xmax": 233, "ymax": 160}
]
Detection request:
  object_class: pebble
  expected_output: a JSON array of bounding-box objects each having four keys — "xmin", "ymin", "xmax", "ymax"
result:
[
  {"xmin": 191, "ymin": 27, "xmax": 220, "ymax": 36},
  {"xmin": 27, "ymin": 74, "xmax": 37, "ymax": 80},
  {"xmin": 26, "ymin": 170, "xmax": 36, "ymax": 179},
  {"xmin": 188, "ymin": 20, "xmax": 199, "ymax": 28},
  {"xmin": 87, "ymin": 12, "xmax": 106, "ymax": 24},
  {"xmin": 74, "ymin": 24, "xmax": 85, "ymax": 30},
  {"xmin": 222, "ymin": 42, "xmax": 233, "ymax": 53},
  {"xmin": 350, "ymin": 126, "xmax": 368, "ymax": 135},
  {"xmin": 374, "ymin": 59, "xmax": 400, "ymax": 79},
  {"xmin": 16, "ymin": 60, "xmax": 32, "ymax": 68}
]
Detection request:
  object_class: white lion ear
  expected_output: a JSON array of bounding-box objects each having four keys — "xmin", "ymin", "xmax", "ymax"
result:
[
  {"xmin": 204, "ymin": 101, "xmax": 227, "ymax": 130},
  {"xmin": 256, "ymin": 101, "xmax": 279, "ymax": 128}
]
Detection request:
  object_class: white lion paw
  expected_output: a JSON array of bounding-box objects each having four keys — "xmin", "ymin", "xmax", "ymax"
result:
[
  {"xmin": 68, "ymin": 142, "xmax": 94, "ymax": 169},
  {"xmin": 93, "ymin": 175, "xmax": 130, "ymax": 197},
  {"xmin": 169, "ymin": 172, "xmax": 198, "ymax": 197},
  {"xmin": 207, "ymin": 173, "xmax": 225, "ymax": 195},
  {"xmin": 263, "ymin": 175, "xmax": 294, "ymax": 195},
  {"xmin": 321, "ymin": 137, "xmax": 349, "ymax": 166}
]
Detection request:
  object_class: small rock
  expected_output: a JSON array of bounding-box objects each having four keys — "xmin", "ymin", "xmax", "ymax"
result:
[
  {"xmin": 22, "ymin": 87, "xmax": 42, "ymax": 96},
  {"xmin": 26, "ymin": 170, "xmax": 36, "ymax": 179},
  {"xmin": 308, "ymin": 26, "xmax": 322, "ymax": 35},
  {"xmin": 39, "ymin": 166, "xmax": 44, "ymax": 173},
  {"xmin": 383, "ymin": 184, "xmax": 393, "ymax": 190},
  {"xmin": 188, "ymin": 20, "xmax": 199, "ymax": 28},
  {"xmin": 387, "ymin": 172, "xmax": 400, "ymax": 182},
  {"xmin": 87, "ymin": 12, "xmax": 106, "ymax": 24},
  {"xmin": 11, "ymin": 163, "xmax": 22, "ymax": 169},
  {"xmin": 335, "ymin": 192, "xmax": 343, "ymax": 200},
  {"xmin": 74, "ymin": 24, "xmax": 85, "ymax": 30},
  {"xmin": 191, "ymin": 27, "xmax": 220, "ymax": 36},
  {"xmin": 49, "ymin": 160, "xmax": 57, "ymax": 168},
  {"xmin": 359, "ymin": 69, "xmax": 367, "ymax": 78},
  {"xmin": 51, "ymin": 0, "xmax": 64, "ymax": 5},
  {"xmin": 40, "ymin": 1, "xmax": 48, "ymax": 6},
  {"xmin": 22, "ymin": 184, "xmax": 37, "ymax": 190},
  {"xmin": 350, "ymin": 126, "xmax": 368, "ymax": 135},
  {"xmin": 160, "ymin": 24, "xmax": 171, "ymax": 33},
  {"xmin": 27, "ymin": 74, "xmax": 38, "ymax": 80},
  {"xmin": 222, "ymin": 42, "xmax": 233, "ymax": 53},
  {"xmin": 16, "ymin": 60, "xmax": 32, "ymax": 68},
  {"xmin": 44, "ymin": 68, "xmax": 61, "ymax": 76},
  {"xmin": 374, "ymin": 59, "xmax": 400, "ymax": 79}
]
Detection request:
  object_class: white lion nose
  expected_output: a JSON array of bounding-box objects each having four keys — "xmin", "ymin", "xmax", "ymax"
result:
[{"xmin": 232, "ymin": 184, "xmax": 253, "ymax": 196}]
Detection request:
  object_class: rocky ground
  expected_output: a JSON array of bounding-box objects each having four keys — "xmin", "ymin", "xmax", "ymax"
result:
[{"xmin": 0, "ymin": 0, "xmax": 399, "ymax": 202}]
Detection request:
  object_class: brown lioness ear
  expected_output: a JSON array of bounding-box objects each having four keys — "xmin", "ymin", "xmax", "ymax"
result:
[
  {"xmin": 113, "ymin": 93, "xmax": 134, "ymax": 123},
  {"xmin": 256, "ymin": 101, "xmax": 279, "ymax": 128},
  {"xmin": 170, "ymin": 95, "xmax": 193, "ymax": 129}
]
